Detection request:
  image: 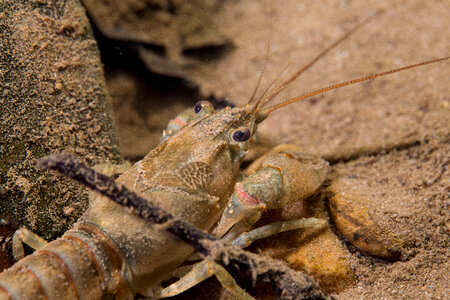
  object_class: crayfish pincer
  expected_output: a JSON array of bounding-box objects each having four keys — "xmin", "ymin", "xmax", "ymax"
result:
[
  {"xmin": 0, "ymin": 33, "xmax": 447, "ymax": 299},
  {"xmin": 0, "ymin": 98, "xmax": 331, "ymax": 299}
]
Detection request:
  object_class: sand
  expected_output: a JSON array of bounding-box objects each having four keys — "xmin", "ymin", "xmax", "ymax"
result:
[{"xmin": 1, "ymin": 0, "xmax": 448, "ymax": 299}]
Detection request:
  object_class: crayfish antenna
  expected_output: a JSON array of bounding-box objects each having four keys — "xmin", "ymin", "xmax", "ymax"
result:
[
  {"xmin": 261, "ymin": 56, "xmax": 449, "ymax": 115},
  {"xmin": 251, "ymin": 62, "xmax": 292, "ymax": 110},
  {"xmin": 248, "ymin": 42, "xmax": 271, "ymax": 105},
  {"xmin": 256, "ymin": 9, "xmax": 386, "ymax": 110}
]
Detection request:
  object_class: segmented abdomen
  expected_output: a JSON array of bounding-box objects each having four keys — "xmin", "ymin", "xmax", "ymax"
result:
[{"xmin": 0, "ymin": 226, "xmax": 120, "ymax": 300}]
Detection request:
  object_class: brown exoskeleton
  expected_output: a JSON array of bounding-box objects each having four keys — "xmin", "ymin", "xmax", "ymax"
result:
[
  {"xmin": 0, "ymin": 53, "xmax": 447, "ymax": 299},
  {"xmin": 0, "ymin": 8, "xmax": 448, "ymax": 297}
]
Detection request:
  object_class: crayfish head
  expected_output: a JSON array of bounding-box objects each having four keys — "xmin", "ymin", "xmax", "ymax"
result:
[
  {"xmin": 170, "ymin": 100, "xmax": 261, "ymax": 164},
  {"xmin": 135, "ymin": 101, "xmax": 261, "ymax": 205}
]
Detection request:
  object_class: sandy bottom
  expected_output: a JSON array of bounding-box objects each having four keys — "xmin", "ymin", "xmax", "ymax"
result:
[
  {"xmin": 102, "ymin": 1, "xmax": 448, "ymax": 299},
  {"xmin": 1, "ymin": 0, "xmax": 448, "ymax": 299}
]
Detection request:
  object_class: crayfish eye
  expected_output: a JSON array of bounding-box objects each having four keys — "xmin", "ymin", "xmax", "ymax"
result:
[
  {"xmin": 232, "ymin": 128, "xmax": 251, "ymax": 142},
  {"xmin": 194, "ymin": 100, "xmax": 214, "ymax": 114}
]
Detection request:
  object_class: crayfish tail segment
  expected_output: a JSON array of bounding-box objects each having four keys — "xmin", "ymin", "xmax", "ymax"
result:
[{"xmin": 0, "ymin": 225, "xmax": 126, "ymax": 300}]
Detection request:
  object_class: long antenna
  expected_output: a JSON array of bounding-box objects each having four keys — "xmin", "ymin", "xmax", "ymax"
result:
[
  {"xmin": 262, "ymin": 56, "xmax": 449, "ymax": 114},
  {"xmin": 248, "ymin": 42, "xmax": 271, "ymax": 104},
  {"xmin": 252, "ymin": 61, "xmax": 292, "ymax": 109},
  {"xmin": 258, "ymin": 9, "xmax": 385, "ymax": 109}
]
